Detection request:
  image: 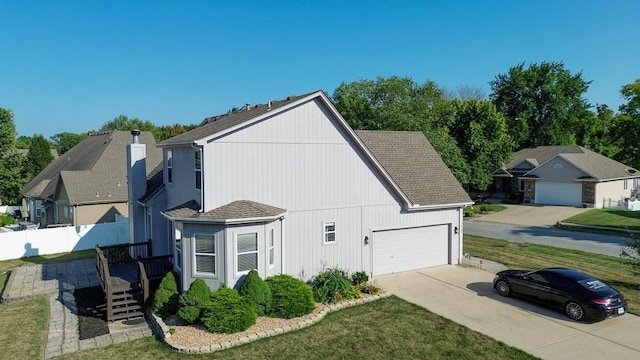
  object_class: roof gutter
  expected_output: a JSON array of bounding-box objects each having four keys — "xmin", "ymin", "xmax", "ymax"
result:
[{"xmin": 405, "ymin": 201, "xmax": 474, "ymax": 212}]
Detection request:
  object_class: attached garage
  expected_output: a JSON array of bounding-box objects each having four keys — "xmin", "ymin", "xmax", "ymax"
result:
[
  {"xmin": 535, "ymin": 182, "xmax": 582, "ymax": 207},
  {"xmin": 372, "ymin": 225, "xmax": 450, "ymax": 276}
]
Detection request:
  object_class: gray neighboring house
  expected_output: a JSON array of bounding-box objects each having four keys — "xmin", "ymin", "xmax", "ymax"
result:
[
  {"xmin": 127, "ymin": 90, "xmax": 472, "ymax": 293},
  {"xmin": 22, "ymin": 131, "xmax": 162, "ymax": 228},
  {"xmin": 493, "ymin": 145, "xmax": 640, "ymax": 208}
]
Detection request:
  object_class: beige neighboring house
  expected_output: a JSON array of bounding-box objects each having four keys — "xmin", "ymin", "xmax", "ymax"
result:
[
  {"xmin": 22, "ymin": 131, "xmax": 162, "ymax": 228},
  {"xmin": 493, "ymin": 145, "xmax": 640, "ymax": 208}
]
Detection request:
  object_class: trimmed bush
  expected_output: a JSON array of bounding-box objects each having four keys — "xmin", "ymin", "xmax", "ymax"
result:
[
  {"xmin": 177, "ymin": 278, "xmax": 212, "ymax": 324},
  {"xmin": 350, "ymin": 271, "xmax": 369, "ymax": 286},
  {"xmin": 152, "ymin": 271, "xmax": 180, "ymax": 318},
  {"xmin": 266, "ymin": 274, "xmax": 315, "ymax": 318},
  {"xmin": 201, "ymin": 287, "xmax": 256, "ymax": 333},
  {"xmin": 238, "ymin": 269, "xmax": 272, "ymax": 316},
  {"xmin": 355, "ymin": 281, "xmax": 380, "ymax": 295},
  {"xmin": 311, "ymin": 267, "xmax": 355, "ymax": 304}
]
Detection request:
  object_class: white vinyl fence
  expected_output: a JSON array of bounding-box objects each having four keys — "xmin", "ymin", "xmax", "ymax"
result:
[{"xmin": 0, "ymin": 221, "xmax": 130, "ymax": 261}]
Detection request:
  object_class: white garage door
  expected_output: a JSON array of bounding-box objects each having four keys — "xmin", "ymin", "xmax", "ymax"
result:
[
  {"xmin": 372, "ymin": 225, "xmax": 449, "ymax": 276},
  {"xmin": 535, "ymin": 182, "xmax": 582, "ymax": 206}
]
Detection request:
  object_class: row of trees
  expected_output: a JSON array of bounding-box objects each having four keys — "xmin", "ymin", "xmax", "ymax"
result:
[
  {"xmin": 333, "ymin": 63, "xmax": 640, "ymax": 192},
  {"xmin": 1, "ymin": 61, "xmax": 639, "ymax": 205}
]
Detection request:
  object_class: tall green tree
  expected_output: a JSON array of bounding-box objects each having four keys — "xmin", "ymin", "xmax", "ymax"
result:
[
  {"xmin": 609, "ymin": 79, "xmax": 640, "ymax": 169},
  {"xmin": 489, "ymin": 61, "xmax": 593, "ymax": 149},
  {"xmin": 156, "ymin": 123, "xmax": 198, "ymax": 142},
  {"xmin": 0, "ymin": 108, "xmax": 27, "ymax": 205},
  {"xmin": 50, "ymin": 132, "xmax": 87, "ymax": 155},
  {"xmin": 23, "ymin": 134, "xmax": 53, "ymax": 179},
  {"xmin": 448, "ymin": 99, "xmax": 514, "ymax": 190},
  {"xmin": 331, "ymin": 76, "xmax": 470, "ymax": 184},
  {"xmin": 99, "ymin": 115, "xmax": 161, "ymax": 140}
]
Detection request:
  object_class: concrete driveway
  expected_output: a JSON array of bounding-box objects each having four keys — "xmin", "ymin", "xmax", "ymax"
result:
[
  {"xmin": 376, "ymin": 266, "xmax": 640, "ymax": 360},
  {"xmin": 474, "ymin": 204, "xmax": 590, "ymax": 227}
]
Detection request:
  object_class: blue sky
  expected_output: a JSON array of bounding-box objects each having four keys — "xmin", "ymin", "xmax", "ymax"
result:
[{"xmin": 1, "ymin": 1, "xmax": 639, "ymax": 138}]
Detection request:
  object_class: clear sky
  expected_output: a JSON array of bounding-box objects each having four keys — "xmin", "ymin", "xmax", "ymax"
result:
[{"xmin": 1, "ymin": 1, "xmax": 638, "ymax": 139}]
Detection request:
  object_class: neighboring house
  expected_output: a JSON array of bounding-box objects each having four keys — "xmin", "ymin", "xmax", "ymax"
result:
[
  {"xmin": 127, "ymin": 90, "xmax": 472, "ymax": 293},
  {"xmin": 493, "ymin": 145, "xmax": 640, "ymax": 208},
  {"xmin": 22, "ymin": 131, "xmax": 162, "ymax": 228}
]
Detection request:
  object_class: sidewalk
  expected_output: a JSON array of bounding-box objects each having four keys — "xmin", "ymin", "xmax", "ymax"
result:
[{"xmin": 1, "ymin": 259, "xmax": 153, "ymax": 359}]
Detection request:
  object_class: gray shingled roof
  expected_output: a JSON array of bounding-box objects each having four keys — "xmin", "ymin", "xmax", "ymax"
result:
[
  {"xmin": 158, "ymin": 91, "xmax": 319, "ymax": 145},
  {"xmin": 505, "ymin": 145, "xmax": 583, "ymax": 170},
  {"xmin": 509, "ymin": 146, "xmax": 639, "ymax": 181},
  {"xmin": 163, "ymin": 200, "xmax": 286, "ymax": 221},
  {"xmin": 356, "ymin": 130, "xmax": 472, "ymax": 207},
  {"xmin": 22, "ymin": 131, "xmax": 163, "ymax": 205}
]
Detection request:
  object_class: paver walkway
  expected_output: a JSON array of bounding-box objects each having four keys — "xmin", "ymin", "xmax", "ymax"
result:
[{"xmin": 1, "ymin": 259, "xmax": 153, "ymax": 358}]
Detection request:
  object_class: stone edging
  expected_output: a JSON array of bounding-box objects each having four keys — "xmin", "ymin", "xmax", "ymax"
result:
[
  {"xmin": 0, "ymin": 269, "xmax": 17, "ymax": 303},
  {"xmin": 148, "ymin": 292, "xmax": 391, "ymax": 354}
]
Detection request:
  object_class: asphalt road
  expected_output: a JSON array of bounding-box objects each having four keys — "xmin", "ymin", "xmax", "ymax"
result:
[{"xmin": 463, "ymin": 220, "xmax": 631, "ymax": 258}]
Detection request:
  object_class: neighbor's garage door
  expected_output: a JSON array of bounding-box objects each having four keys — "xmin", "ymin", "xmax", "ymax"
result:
[
  {"xmin": 535, "ymin": 182, "xmax": 582, "ymax": 207},
  {"xmin": 372, "ymin": 225, "xmax": 449, "ymax": 276}
]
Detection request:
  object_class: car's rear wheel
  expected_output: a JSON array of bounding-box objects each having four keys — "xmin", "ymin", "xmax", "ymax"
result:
[
  {"xmin": 495, "ymin": 280, "xmax": 511, "ymax": 297},
  {"xmin": 565, "ymin": 301, "xmax": 585, "ymax": 321}
]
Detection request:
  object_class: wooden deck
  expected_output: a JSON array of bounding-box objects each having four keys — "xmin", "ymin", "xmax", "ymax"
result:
[{"xmin": 95, "ymin": 242, "xmax": 172, "ymax": 321}]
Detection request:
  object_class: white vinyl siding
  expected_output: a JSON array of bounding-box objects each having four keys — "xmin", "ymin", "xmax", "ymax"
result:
[
  {"xmin": 237, "ymin": 233, "xmax": 258, "ymax": 273},
  {"xmin": 193, "ymin": 234, "xmax": 216, "ymax": 276}
]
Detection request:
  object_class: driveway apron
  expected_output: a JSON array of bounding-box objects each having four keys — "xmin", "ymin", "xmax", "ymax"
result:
[{"xmin": 376, "ymin": 266, "xmax": 640, "ymax": 360}]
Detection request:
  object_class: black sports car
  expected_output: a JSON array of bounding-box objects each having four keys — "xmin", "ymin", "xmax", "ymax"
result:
[{"xmin": 493, "ymin": 267, "xmax": 627, "ymax": 321}]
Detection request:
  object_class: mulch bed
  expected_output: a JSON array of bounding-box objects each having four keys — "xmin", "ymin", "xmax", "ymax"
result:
[{"xmin": 73, "ymin": 286, "xmax": 110, "ymax": 340}]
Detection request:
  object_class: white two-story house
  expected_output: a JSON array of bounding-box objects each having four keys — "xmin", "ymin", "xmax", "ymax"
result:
[{"xmin": 127, "ymin": 90, "xmax": 472, "ymax": 292}]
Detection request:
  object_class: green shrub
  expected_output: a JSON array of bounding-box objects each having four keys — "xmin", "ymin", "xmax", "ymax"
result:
[
  {"xmin": 0, "ymin": 213, "xmax": 16, "ymax": 227},
  {"xmin": 350, "ymin": 271, "xmax": 369, "ymax": 286},
  {"xmin": 152, "ymin": 271, "xmax": 180, "ymax": 318},
  {"xmin": 463, "ymin": 207, "xmax": 475, "ymax": 217},
  {"xmin": 177, "ymin": 278, "xmax": 212, "ymax": 323},
  {"xmin": 238, "ymin": 269, "xmax": 272, "ymax": 316},
  {"xmin": 355, "ymin": 281, "xmax": 380, "ymax": 295},
  {"xmin": 310, "ymin": 267, "xmax": 355, "ymax": 304},
  {"xmin": 201, "ymin": 287, "xmax": 256, "ymax": 333},
  {"xmin": 266, "ymin": 274, "xmax": 315, "ymax": 318}
]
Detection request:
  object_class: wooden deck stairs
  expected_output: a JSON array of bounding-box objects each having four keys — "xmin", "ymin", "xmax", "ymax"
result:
[{"xmin": 95, "ymin": 242, "xmax": 172, "ymax": 321}]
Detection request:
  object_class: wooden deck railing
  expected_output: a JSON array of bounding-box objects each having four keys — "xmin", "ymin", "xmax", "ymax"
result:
[
  {"xmin": 95, "ymin": 242, "xmax": 172, "ymax": 321},
  {"xmin": 137, "ymin": 255, "xmax": 173, "ymax": 304}
]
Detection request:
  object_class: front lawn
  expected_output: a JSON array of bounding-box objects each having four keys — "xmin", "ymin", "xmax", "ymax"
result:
[
  {"xmin": 464, "ymin": 235, "xmax": 640, "ymax": 315},
  {"xmin": 563, "ymin": 209, "xmax": 640, "ymax": 231},
  {"xmin": 55, "ymin": 296, "xmax": 536, "ymax": 360}
]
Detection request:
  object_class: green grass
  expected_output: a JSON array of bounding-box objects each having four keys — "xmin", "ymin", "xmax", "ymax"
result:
[
  {"xmin": 563, "ymin": 209, "xmax": 640, "ymax": 231},
  {"xmin": 464, "ymin": 234, "xmax": 640, "ymax": 314},
  {"xmin": 55, "ymin": 296, "xmax": 536, "ymax": 360},
  {"xmin": 0, "ymin": 296, "xmax": 49, "ymax": 360}
]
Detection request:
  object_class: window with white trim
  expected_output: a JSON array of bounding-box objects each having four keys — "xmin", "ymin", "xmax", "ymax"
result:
[
  {"xmin": 167, "ymin": 149, "xmax": 173, "ymax": 184},
  {"xmin": 237, "ymin": 233, "xmax": 258, "ymax": 273},
  {"xmin": 193, "ymin": 234, "xmax": 216, "ymax": 276},
  {"xmin": 195, "ymin": 149, "xmax": 202, "ymax": 190},
  {"xmin": 174, "ymin": 227, "xmax": 182, "ymax": 270},
  {"xmin": 624, "ymin": 179, "xmax": 628, "ymax": 190},
  {"xmin": 324, "ymin": 222, "xmax": 336, "ymax": 244},
  {"xmin": 268, "ymin": 229, "xmax": 275, "ymax": 267}
]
